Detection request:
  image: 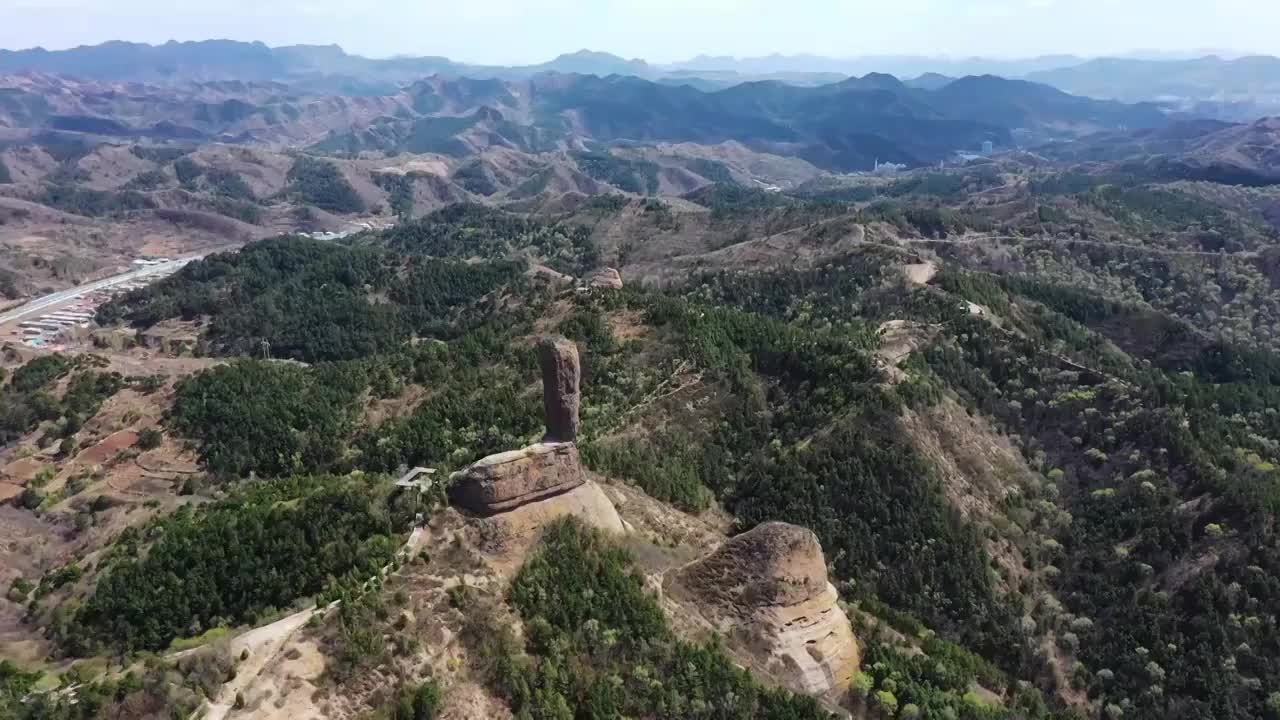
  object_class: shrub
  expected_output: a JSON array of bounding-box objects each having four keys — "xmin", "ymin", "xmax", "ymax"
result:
[
  {"xmin": 390, "ymin": 681, "xmax": 442, "ymax": 720},
  {"xmin": 136, "ymin": 427, "xmax": 163, "ymax": 451},
  {"xmin": 7, "ymin": 578, "xmax": 33, "ymax": 603},
  {"xmin": 851, "ymin": 670, "xmax": 875, "ymax": 699},
  {"xmin": 874, "ymin": 690, "xmax": 899, "ymax": 715}
]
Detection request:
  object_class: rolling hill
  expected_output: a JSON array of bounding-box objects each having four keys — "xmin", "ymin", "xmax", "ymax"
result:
[
  {"xmin": 2, "ymin": 69, "xmax": 1173, "ymax": 173},
  {"xmin": 1039, "ymin": 116, "xmax": 1280, "ymax": 184},
  {"xmin": 316, "ymin": 72, "xmax": 1171, "ymax": 171}
]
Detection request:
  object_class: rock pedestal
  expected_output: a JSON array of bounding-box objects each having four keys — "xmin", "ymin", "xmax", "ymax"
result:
[
  {"xmin": 537, "ymin": 336, "xmax": 580, "ymax": 443},
  {"xmin": 448, "ymin": 337, "xmax": 624, "ymax": 568},
  {"xmin": 449, "ymin": 337, "xmax": 585, "ymax": 515},
  {"xmin": 448, "ymin": 442, "xmax": 585, "ymax": 516}
]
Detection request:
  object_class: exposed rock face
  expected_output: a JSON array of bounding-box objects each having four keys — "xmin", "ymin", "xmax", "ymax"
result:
[
  {"xmin": 527, "ymin": 263, "xmax": 575, "ymax": 286},
  {"xmin": 587, "ymin": 267, "xmax": 624, "ymax": 290},
  {"xmin": 901, "ymin": 260, "xmax": 938, "ymax": 287},
  {"xmin": 666, "ymin": 522, "xmax": 860, "ymax": 699},
  {"xmin": 449, "ymin": 442, "xmax": 586, "ymax": 515},
  {"xmin": 676, "ymin": 521, "xmax": 828, "ymax": 608},
  {"xmin": 468, "ymin": 481, "xmax": 625, "ymax": 573},
  {"xmin": 537, "ymin": 336, "xmax": 580, "ymax": 443}
]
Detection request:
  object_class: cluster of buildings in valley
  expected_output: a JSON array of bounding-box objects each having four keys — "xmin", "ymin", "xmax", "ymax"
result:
[
  {"xmin": 300, "ymin": 220, "xmax": 395, "ymax": 242},
  {"xmin": 5, "ymin": 257, "xmax": 192, "ymax": 351},
  {"xmin": 15, "ymin": 304, "xmax": 102, "ymax": 349},
  {"xmin": 867, "ymin": 140, "xmax": 1001, "ymax": 176}
]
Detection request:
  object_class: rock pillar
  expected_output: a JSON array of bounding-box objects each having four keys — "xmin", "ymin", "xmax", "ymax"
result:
[{"xmin": 538, "ymin": 336, "xmax": 580, "ymax": 443}]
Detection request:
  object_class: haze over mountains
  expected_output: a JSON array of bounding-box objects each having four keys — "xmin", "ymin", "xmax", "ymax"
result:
[
  {"xmin": 1028, "ymin": 55, "xmax": 1280, "ymax": 118},
  {"xmin": 1, "ymin": 37, "xmax": 1277, "ymax": 195},
  {"xmin": 0, "ymin": 67, "xmax": 1171, "ymax": 174},
  {"xmin": 3, "ymin": 39, "xmax": 1280, "ymax": 117}
]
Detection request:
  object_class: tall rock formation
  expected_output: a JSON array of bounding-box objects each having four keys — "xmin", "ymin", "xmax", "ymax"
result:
[
  {"xmin": 665, "ymin": 522, "xmax": 860, "ymax": 700},
  {"xmin": 449, "ymin": 337, "xmax": 622, "ymax": 569},
  {"xmin": 538, "ymin": 336, "xmax": 580, "ymax": 443}
]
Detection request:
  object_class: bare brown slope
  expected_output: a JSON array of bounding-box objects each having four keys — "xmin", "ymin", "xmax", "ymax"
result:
[{"xmin": 1185, "ymin": 116, "xmax": 1280, "ymax": 179}]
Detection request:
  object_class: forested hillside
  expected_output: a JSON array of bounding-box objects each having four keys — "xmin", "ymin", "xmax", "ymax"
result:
[
  {"xmin": 96, "ymin": 233, "xmax": 526, "ymax": 361},
  {"xmin": 5, "ymin": 156, "xmax": 1280, "ymax": 720},
  {"xmin": 7, "ymin": 18, "xmax": 1280, "ymax": 720}
]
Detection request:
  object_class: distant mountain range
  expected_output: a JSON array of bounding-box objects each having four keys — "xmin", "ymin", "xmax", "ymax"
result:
[
  {"xmin": 0, "ymin": 71, "xmax": 408, "ymax": 145},
  {"xmin": 0, "ymin": 68, "xmax": 1170, "ymax": 173},
  {"xmin": 665, "ymin": 53, "xmax": 1089, "ymax": 81},
  {"xmin": 0, "ymin": 42, "xmax": 1097, "ymax": 87},
  {"xmin": 0, "ymin": 41, "xmax": 457, "ymax": 94},
  {"xmin": 0, "ymin": 41, "xmax": 1089, "ymax": 85},
  {"xmin": 3, "ymin": 40, "xmax": 1280, "ymax": 116},
  {"xmin": 1028, "ymin": 56, "xmax": 1280, "ymax": 119},
  {"xmin": 0, "ymin": 42, "xmax": 681, "ymax": 94}
]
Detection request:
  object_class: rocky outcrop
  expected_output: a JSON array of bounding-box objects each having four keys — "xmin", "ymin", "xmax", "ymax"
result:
[
  {"xmin": 586, "ymin": 267, "xmax": 624, "ymax": 290},
  {"xmin": 527, "ymin": 263, "xmax": 575, "ymax": 286},
  {"xmin": 448, "ymin": 442, "xmax": 585, "ymax": 515},
  {"xmin": 448, "ymin": 337, "xmax": 623, "ymax": 567},
  {"xmin": 674, "ymin": 521, "xmax": 828, "ymax": 608},
  {"xmin": 666, "ymin": 522, "xmax": 860, "ymax": 699},
  {"xmin": 537, "ymin": 336, "xmax": 580, "ymax": 443},
  {"xmin": 467, "ymin": 481, "xmax": 625, "ymax": 569}
]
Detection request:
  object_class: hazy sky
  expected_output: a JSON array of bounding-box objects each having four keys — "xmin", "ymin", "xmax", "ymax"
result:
[{"xmin": 2, "ymin": 0, "xmax": 1274, "ymax": 63}]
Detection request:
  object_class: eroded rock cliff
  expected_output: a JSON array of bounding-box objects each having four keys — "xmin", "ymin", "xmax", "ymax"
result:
[{"xmin": 666, "ymin": 522, "xmax": 860, "ymax": 699}]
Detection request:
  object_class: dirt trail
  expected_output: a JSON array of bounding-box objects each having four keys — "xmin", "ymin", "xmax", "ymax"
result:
[
  {"xmin": 203, "ymin": 609, "xmax": 319, "ymax": 720},
  {"xmin": 759, "ymin": 211, "xmax": 860, "ymax": 243},
  {"xmin": 909, "ymin": 234, "xmax": 1263, "ymax": 259},
  {"xmin": 191, "ymin": 526, "xmax": 428, "ymax": 720}
]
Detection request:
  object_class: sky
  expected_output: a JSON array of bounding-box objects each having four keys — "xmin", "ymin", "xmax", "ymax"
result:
[{"xmin": 1, "ymin": 0, "xmax": 1275, "ymax": 64}]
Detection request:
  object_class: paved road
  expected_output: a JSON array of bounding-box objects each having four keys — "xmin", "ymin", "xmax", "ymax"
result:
[{"xmin": 0, "ymin": 258, "xmax": 196, "ymax": 328}]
